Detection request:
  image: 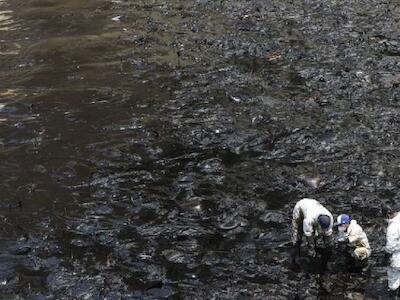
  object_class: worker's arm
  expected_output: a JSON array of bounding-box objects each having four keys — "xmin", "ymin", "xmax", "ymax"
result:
[
  {"xmin": 348, "ymin": 235, "xmax": 359, "ymax": 244},
  {"xmin": 302, "ymin": 218, "xmax": 314, "ymax": 237},
  {"xmin": 385, "ymin": 226, "xmax": 400, "ymax": 254}
]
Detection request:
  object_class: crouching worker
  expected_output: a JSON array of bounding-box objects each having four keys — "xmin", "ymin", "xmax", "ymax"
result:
[
  {"xmin": 335, "ymin": 214, "xmax": 371, "ymax": 271},
  {"xmin": 292, "ymin": 198, "xmax": 333, "ymax": 257}
]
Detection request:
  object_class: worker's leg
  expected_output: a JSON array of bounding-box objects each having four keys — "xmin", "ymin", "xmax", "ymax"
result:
[
  {"xmin": 292, "ymin": 206, "xmax": 303, "ymax": 256},
  {"xmin": 387, "ymin": 267, "xmax": 400, "ymax": 291},
  {"xmin": 292, "ymin": 205, "xmax": 303, "ymax": 245}
]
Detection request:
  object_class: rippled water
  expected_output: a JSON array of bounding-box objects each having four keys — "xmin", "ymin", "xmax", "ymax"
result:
[{"xmin": 1, "ymin": 0, "xmax": 400, "ymax": 299}]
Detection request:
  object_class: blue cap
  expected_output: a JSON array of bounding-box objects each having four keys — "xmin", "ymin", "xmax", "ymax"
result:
[{"xmin": 334, "ymin": 214, "xmax": 350, "ymax": 226}]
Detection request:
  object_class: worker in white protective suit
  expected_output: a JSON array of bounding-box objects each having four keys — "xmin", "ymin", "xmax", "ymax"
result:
[
  {"xmin": 292, "ymin": 198, "xmax": 333, "ymax": 257},
  {"xmin": 382, "ymin": 203, "xmax": 400, "ymax": 298},
  {"xmin": 335, "ymin": 214, "xmax": 371, "ymax": 271}
]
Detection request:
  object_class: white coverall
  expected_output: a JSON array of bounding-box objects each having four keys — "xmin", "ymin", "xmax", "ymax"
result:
[
  {"xmin": 292, "ymin": 198, "xmax": 333, "ymax": 245},
  {"xmin": 385, "ymin": 212, "xmax": 400, "ymax": 291},
  {"xmin": 339, "ymin": 220, "xmax": 371, "ymax": 260}
]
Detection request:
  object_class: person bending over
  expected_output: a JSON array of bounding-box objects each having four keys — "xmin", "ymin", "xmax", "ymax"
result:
[{"xmin": 292, "ymin": 198, "xmax": 333, "ymax": 257}]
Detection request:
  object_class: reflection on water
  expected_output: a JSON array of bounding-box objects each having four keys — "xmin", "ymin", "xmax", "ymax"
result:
[
  {"xmin": 0, "ymin": 10, "xmax": 13, "ymax": 30},
  {"xmin": 0, "ymin": 0, "xmax": 20, "ymax": 57},
  {"xmin": 0, "ymin": 0, "xmax": 17, "ymax": 32}
]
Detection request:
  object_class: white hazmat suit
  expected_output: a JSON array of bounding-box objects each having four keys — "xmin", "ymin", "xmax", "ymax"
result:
[
  {"xmin": 340, "ymin": 220, "xmax": 371, "ymax": 260},
  {"xmin": 292, "ymin": 198, "xmax": 333, "ymax": 245},
  {"xmin": 385, "ymin": 212, "xmax": 400, "ymax": 291}
]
